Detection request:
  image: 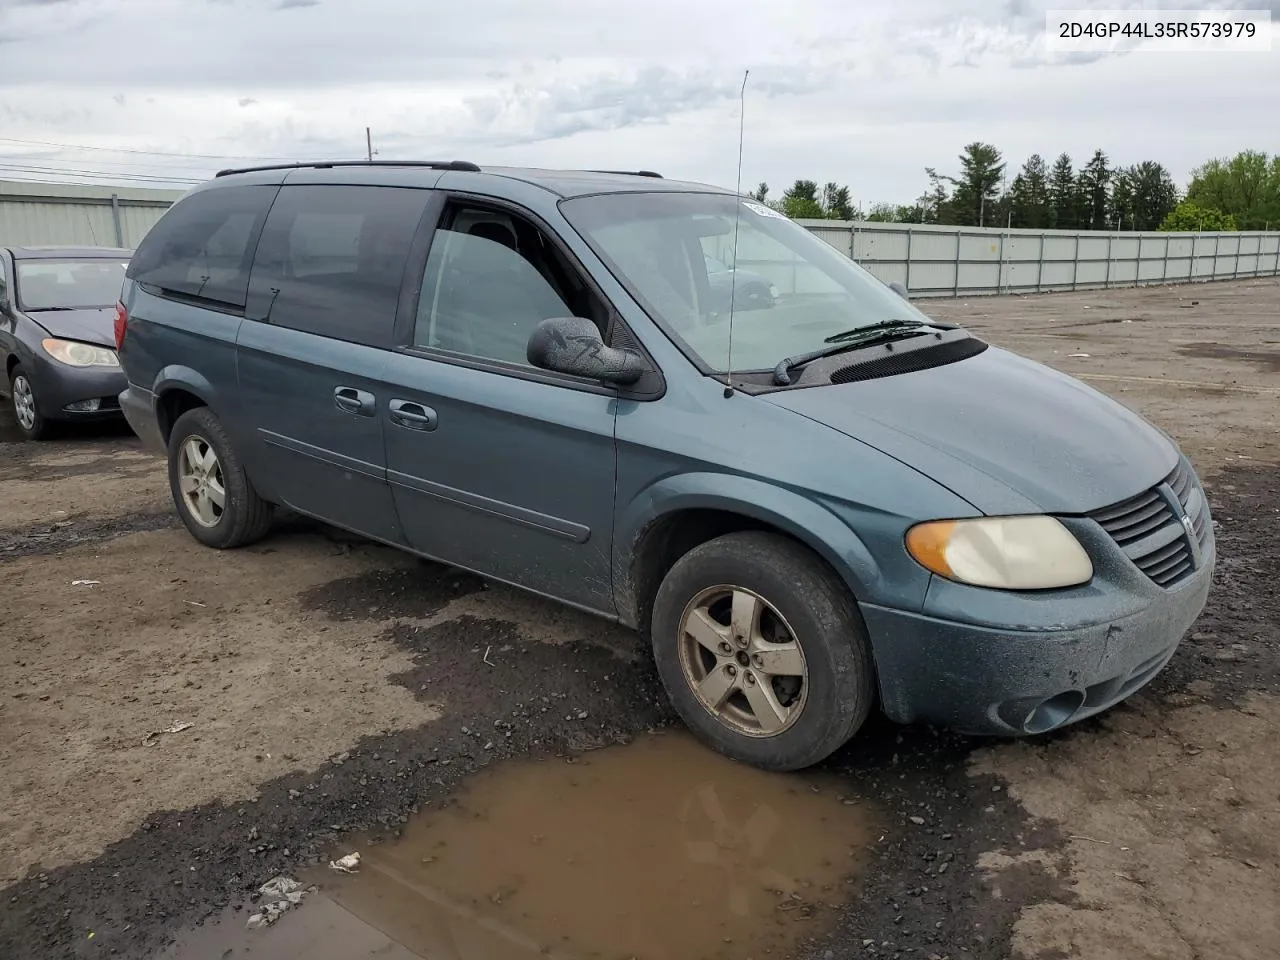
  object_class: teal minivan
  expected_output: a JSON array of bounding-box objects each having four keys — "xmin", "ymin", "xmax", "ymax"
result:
[{"xmin": 116, "ymin": 161, "xmax": 1214, "ymax": 770}]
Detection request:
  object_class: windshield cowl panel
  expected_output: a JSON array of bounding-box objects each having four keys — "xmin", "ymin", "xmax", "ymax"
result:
[{"xmin": 559, "ymin": 191, "xmax": 933, "ymax": 375}]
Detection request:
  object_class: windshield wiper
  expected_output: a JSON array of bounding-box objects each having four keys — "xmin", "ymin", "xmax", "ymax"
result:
[{"xmin": 772, "ymin": 320, "xmax": 936, "ymax": 385}]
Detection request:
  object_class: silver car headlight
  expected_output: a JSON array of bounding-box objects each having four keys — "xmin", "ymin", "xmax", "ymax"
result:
[
  {"xmin": 41, "ymin": 338, "xmax": 120, "ymax": 368},
  {"xmin": 906, "ymin": 515, "xmax": 1093, "ymax": 589}
]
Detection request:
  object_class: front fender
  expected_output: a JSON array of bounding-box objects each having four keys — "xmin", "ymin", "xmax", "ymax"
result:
[
  {"xmin": 6, "ymin": 322, "xmax": 40, "ymax": 376},
  {"xmin": 614, "ymin": 472, "xmax": 890, "ymax": 628}
]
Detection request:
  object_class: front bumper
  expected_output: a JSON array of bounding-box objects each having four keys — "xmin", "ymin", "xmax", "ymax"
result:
[
  {"xmin": 860, "ymin": 535, "xmax": 1215, "ymax": 736},
  {"xmin": 30, "ymin": 353, "xmax": 127, "ymax": 421}
]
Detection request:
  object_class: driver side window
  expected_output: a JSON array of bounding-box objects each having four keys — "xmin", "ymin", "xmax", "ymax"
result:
[{"xmin": 414, "ymin": 205, "xmax": 606, "ymax": 367}]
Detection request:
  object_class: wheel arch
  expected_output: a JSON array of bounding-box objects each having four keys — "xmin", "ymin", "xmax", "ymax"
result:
[
  {"xmin": 615, "ymin": 474, "xmax": 882, "ymax": 634},
  {"xmin": 152, "ymin": 366, "xmax": 217, "ymax": 443}
]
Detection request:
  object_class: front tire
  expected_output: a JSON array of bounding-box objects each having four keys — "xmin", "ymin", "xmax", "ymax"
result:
[
  {"xmin": 651, "ymin": 531, "xmax": 875, "ymax": 771},
  {"xmin": 167, "ymin": 407, "xmax": 274, "ymax": 549},
  {"xmin": 9, "ymin": 364, "xmax": 50, "ymax": 440}
]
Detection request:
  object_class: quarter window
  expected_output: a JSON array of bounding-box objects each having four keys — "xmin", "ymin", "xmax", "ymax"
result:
[
  {"xmin": 247, "ymin": 185, "xmax": 431, "ymax": 349},
  {"xmin": 126, "ymin": 184, "xmax": 277, "ymax": 308}
]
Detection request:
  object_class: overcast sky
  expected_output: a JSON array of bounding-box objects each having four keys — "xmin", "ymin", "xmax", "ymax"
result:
[{"xmin": 0, "ymin": 0, "xmax": 1277, "ymax": 204}]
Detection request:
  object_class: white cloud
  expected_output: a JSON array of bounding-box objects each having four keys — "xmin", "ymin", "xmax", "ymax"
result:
[{"xmin": 0, "ymin": 0, "xmax": 1276, "ymax": 202}]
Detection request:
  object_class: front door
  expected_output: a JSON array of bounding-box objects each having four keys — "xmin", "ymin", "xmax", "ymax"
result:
[
  {"xmin": 381, "ymin": 201, "xmax": 618, "ymax": 613},
  {"xmin": 236, "ymin": 183, "xmax": 434, "ymax": 543}
]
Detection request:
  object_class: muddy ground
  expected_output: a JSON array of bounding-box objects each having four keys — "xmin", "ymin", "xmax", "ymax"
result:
[{"xmin": 1, "ymin": 277, "xmax": 1277, "ymax": 960}]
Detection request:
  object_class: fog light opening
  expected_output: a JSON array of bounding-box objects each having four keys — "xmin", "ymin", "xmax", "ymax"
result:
[
  {"xmin": 63, "ymin": 398, "xmax": 101, "ymax": 413},
  {"xmin": 1023, "ymin": 690, "xmax": 1086, "ymax": 735}
]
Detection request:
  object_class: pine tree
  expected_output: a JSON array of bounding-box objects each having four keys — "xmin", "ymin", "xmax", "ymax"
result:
[
  {"xmin": 1048, "ymin": 153, "xmax": 1077, "ymax": 229},
  {"xmin": 1077, "ymin": 149, "xmax": 1112, "ymax": 230}
]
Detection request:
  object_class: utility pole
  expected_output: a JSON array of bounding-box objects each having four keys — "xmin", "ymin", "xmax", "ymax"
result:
[{"xmin": 366, "ymin": 127, "xmax": 373, "ymax": 162}]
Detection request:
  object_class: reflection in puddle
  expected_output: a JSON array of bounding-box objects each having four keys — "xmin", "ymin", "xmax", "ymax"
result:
[{"xmin": 165, "ymin": 731, "xmax": 877, "ymax": 960}]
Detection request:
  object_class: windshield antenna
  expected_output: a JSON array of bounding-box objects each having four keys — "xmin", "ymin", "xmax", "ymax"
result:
[{"xmin": 723, "ymin": 68, "xmax": 749, "ymax": 400}]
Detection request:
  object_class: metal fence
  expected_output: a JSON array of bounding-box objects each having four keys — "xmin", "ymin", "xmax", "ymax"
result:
[
  {"xmin": 798, "ymin": 220, "xmax": 1280, "ymax": 298},
  {"xmin": 5, "ymin": 179, "xmax": 1280, "ymax": 300},
  {"xmin": 0, "ymin": 180, "xmax": 182, "ymax": 250}
]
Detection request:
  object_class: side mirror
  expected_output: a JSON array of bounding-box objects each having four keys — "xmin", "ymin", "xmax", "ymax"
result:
[
  {"xmin": 527, "ymin": 316, "xmax": 645, "ymax": 387},
  {"xmin": 887, "ymin": 280, "xmax": 909, "ymax": 300}
]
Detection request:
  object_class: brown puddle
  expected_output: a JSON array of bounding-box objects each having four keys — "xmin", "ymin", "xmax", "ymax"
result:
[{"xmin": 161, "ymin": 731, "xmax": 878, "ymax": 960}]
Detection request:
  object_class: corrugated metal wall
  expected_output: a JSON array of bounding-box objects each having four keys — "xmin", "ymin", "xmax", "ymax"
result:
[
  {"xmin": 799, "ymin": 220, "xmax": 1280, "ymax": 297},
  {"xmin": 4, "ymin": 180, "xmax": 1278, "ymax": 298},
  {"xmin": 0, "ymin": 180, "xmax": 183, "ymax": 250}
]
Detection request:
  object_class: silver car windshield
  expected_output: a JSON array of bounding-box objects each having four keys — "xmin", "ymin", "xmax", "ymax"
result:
[
  {"xmin": 560, "ymin": 191, "xmax": 931, "ymax": 373},
  {"xmin": 16, "ymin": 259, "xmax": 128, "ymax": 312}
]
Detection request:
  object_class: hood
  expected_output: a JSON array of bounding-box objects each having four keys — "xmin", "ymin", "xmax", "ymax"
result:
[
  {"xmin": 24, "ymin": 308, "xmax": 116, "ymax": 348},
  {"xmin": 764, "ymin": 344, "xmax": 1177, "ymax": 515}
]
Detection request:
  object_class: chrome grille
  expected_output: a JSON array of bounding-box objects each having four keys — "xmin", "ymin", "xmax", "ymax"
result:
[{"xmin": 1089, "ymin": 457, "xmax": 1209, "ymax": 588}]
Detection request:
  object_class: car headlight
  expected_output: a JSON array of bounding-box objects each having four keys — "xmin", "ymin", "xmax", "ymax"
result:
[
  {"xmin": 41, "ymin": 338, "xmax": 120, "ymax": 368},
  {"xmin": 905, "ymin": 515, "xmax": 1093, "ymax": 589}
]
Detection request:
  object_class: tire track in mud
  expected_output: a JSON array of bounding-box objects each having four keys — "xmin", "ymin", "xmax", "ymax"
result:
[{"xmin": 0, "ymin": 511, "xmax": 179, "ymax": 561}]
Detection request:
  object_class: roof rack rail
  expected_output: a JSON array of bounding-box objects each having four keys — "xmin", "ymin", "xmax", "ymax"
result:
[
  {"xmin": 586, "ymin": 169, "xmax": 664, "ymax": 179},
  {"xmin": 214, "ymin": 159, "xmax": 482, "ymax": 178}
]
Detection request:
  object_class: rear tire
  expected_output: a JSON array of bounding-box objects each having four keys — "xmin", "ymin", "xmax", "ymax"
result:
[
  {"xmin": 650, "ymin": 531, "xmax": 875, "ymax": 771},
  {"xmin": 167, "ymin": 407, "xmax": 273, "ymax": 548},
  {"xmin": 9, "ymin": 365, "xmax": 51, "ymax": 441}
]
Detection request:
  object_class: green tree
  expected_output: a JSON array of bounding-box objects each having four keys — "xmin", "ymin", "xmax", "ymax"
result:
[
  {"xmin": 1048, "ymin": 153, "xmax": 1077, "ymax": 229},
  {"xmin": 921, "ymin": 171, "xmax": 951, "ymax": 224},
  {"xmin": 932, "ymin": 142, "xmax": 1005, "ymax": 226},
  {"xmin": 1185, "ymin": 151, "xmax": 1280, "ymax": 230},
  {"xmin": 821, "ymin": 182, "xmax": 857, "ymax": 220},
  {"xmin": 750, "ymin": 182, "xmax": 770, "ymax": 203},
  {"xmin": 1110, "ymin": 161, "xmax": 1177, "ymax": 231},
  {"xmin": 1008, "ymin": 154, "xmax": 1051, "ymax": 228},
  {"xmin": 1077, "ymin": 149, "xmax": 1112, "ymax": 230},
  {"xmin": 780, "ymin": 179, "xmax": 824, "ymax": 219},
  {"xmin": 1109, "ymin": 166, "xmax": 1137, "ymax": 230},
  {"xmin": 897, "ymin": 202, "xmax": 927, "ymax": 223},
  {"xmin": 1158, "ymin": 200, "xmax": 1237, "ymax": 232},
  {"xmin": 866, "ymin": 202, "xmax": 897, "ymax": 222}
]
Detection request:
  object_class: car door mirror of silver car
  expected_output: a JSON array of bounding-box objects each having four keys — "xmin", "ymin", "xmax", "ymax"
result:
[
  {"xmin": 887, "ymin": 280, "xmax": 909, "ymax": 299},
  {"xmin": 527, "ymin": 316, "xmax": 646, "ymax": 386}
]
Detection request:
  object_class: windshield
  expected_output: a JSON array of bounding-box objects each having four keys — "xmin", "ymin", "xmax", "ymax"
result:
[
  {"xmin": 16, "ymin": 259, "xmax": 128, "ymax": 311},
  {"xmin": 560, "ymin": 191, "xmax": 932, "ymax": 373}
]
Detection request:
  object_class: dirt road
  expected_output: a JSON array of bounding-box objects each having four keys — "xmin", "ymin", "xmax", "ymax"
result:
[{"xmin": 1, "ymin": 277, "xmax": 1277, "ymax": 960}]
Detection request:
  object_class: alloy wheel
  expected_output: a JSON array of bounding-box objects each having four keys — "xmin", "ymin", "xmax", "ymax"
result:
[
  {"xmin": 176, "ymin": 435, "xmax": 226, "ymax": 527},
  {"xmin": 677, "ymin": 585, "xmax": 809, "ymax": 738},
  {"xmin": 12, "ymin": 375, "xmax": 36, "ymax": 431}
]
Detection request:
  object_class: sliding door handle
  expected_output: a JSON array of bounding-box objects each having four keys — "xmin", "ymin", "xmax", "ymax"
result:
[
  {"xmin": 389, "ymin": 399, "xmax": 438, "ymax": 432},
  {"xmin": 334, "ymin": 386, "xmax": 375, "ymax": 417}
]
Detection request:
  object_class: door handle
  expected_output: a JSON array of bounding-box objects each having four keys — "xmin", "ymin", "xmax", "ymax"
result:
[
  {"xmin": 389, "ymin": 399, "xmax": 438, "ymax": 432},
  {"xmin": 334, "ymin": 386, "xmax": 375, "ymax": 417}
]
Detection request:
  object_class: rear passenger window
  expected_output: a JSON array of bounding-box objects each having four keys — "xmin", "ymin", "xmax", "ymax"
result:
[
  {"xmin": 246, "ymin": 185, "xmax": 430, "ymax": 349},
  {"xmin": 126, "ymin": 184, "xmax": 277, "ymax": 309}
]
